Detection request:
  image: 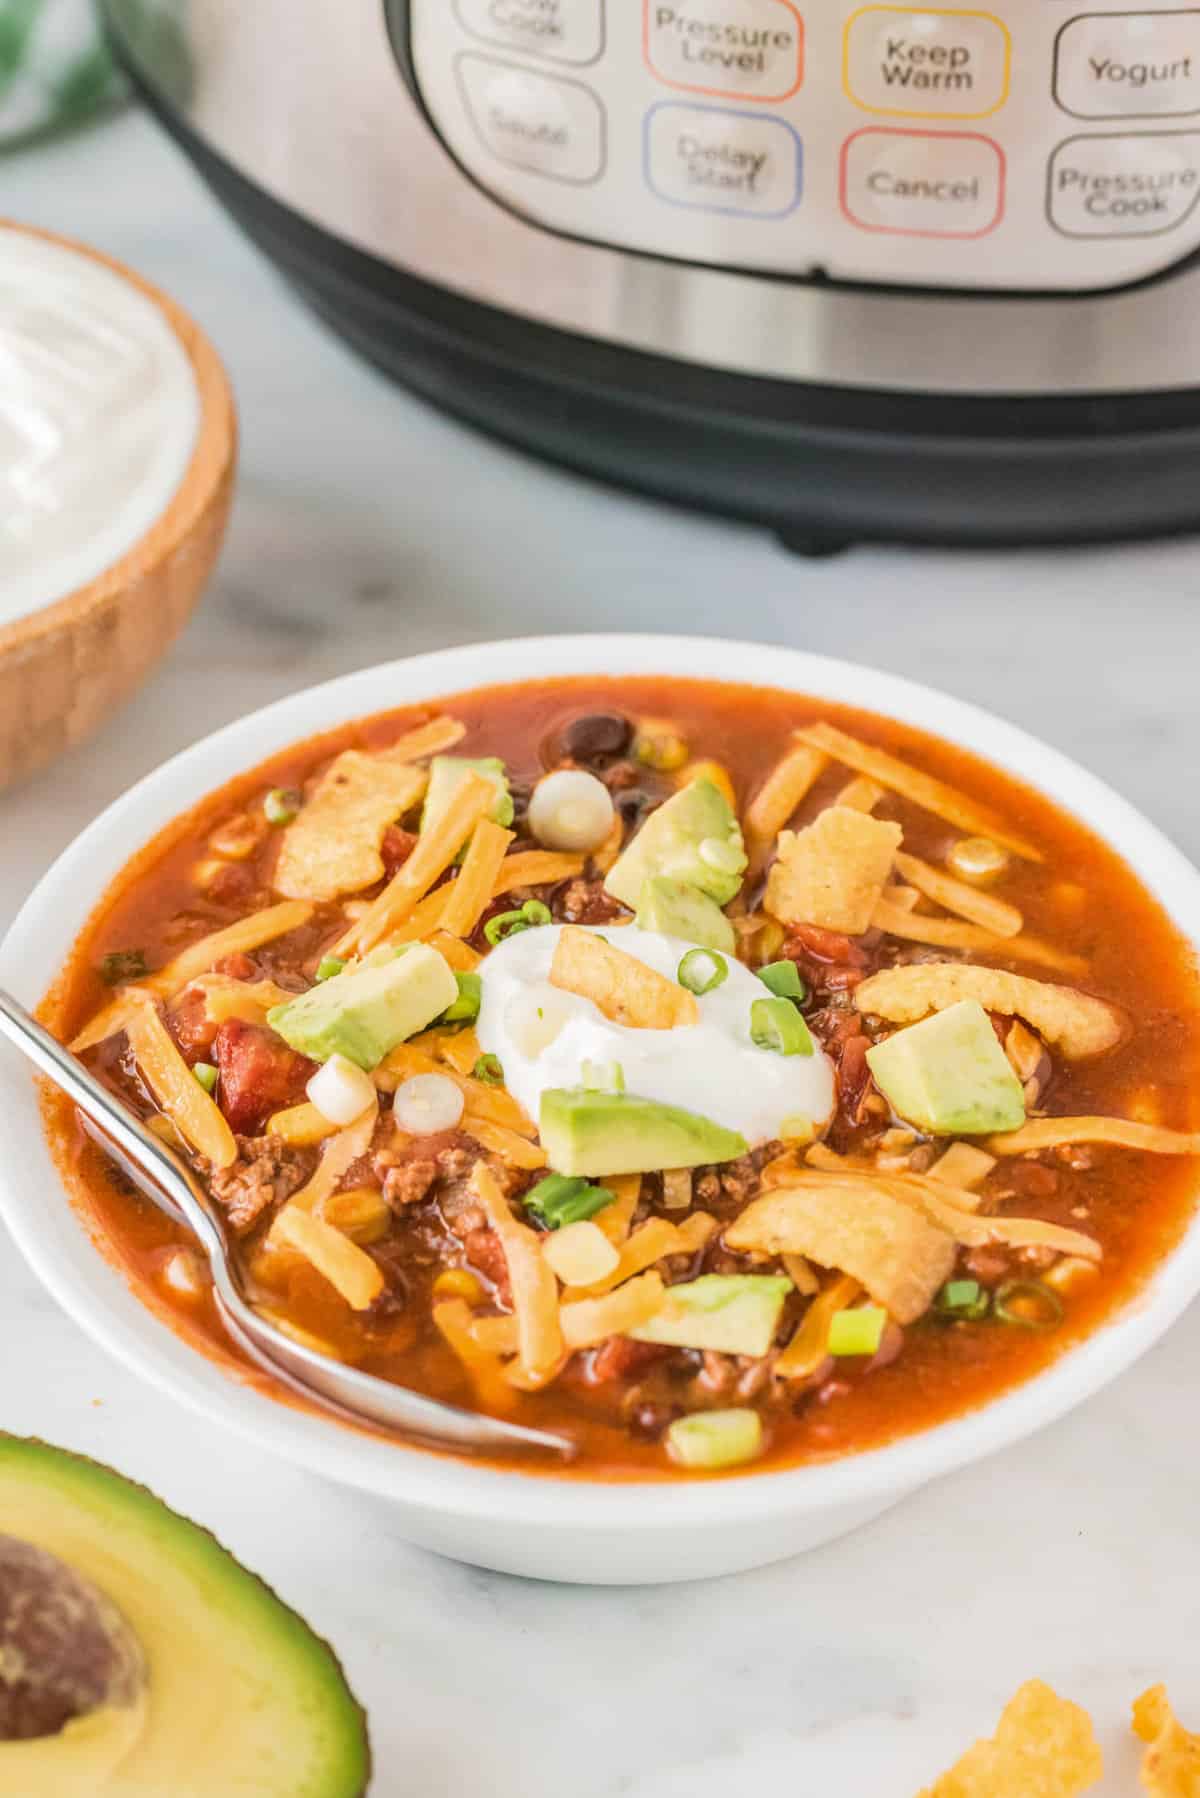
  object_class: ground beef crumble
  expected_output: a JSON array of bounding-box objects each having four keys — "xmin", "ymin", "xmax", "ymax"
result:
[{"xmin": 208, "ymin": 1134, "xmax": 312, "ymax": 1233}]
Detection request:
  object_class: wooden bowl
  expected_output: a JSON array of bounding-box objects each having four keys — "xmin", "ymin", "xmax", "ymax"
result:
[{"xmin": 0, "ymin": 222, "xmax": 237, "ymax": 791}]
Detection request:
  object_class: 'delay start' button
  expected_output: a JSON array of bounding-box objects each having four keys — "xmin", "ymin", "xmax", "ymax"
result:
[
  {"xmin": 840, "ymin": 126, "xmax": 1004, "ymax": 234},
  {"xmin": 455, "ymin": 53, "xmax": 606, "ymax": 182},
  {"xmin": 1055, "ymin": 12, "xmax": 1200, "ymax": 120},
  {"xmin": 454, "ymin": 0, "xmax": 606, "ymax": 67},
  {"xmin": 644, "ymin": 0, "xmax": 804, "ymax": 102},
  {"xmin": 1048, "ymin": 129, "xmax": 1200, "ymax": 234},
  {"xmin": 644, "ymin": 101, "xmax": 802, "ymax": 213},
  {"xmin": 844, "ymin": 6, "xmax": 1011, "ymax": 118}
]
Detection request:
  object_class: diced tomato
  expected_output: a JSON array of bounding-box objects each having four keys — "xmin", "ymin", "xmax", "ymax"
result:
[
  {"xmin": 168, "ymin": 990, "xmax": 217, "ymax": 1059},
  {"xmin": 786, "ymin": 924, "xmax": 871, "ymax": 968},
  {"xmin": 212, "ymin": 1020, "xmax": 315, "ymax": 1134},
  {"xmin": 462, "ymin": 1228, "xmax": 512, "ymax": 1307},
  {"xmin": 381, "ymin": 828, "xmax": 417, "ymax": 879},
  {"xmin": 214, "ymin": 952, "xmax": 256, "ymax": 980},
  {"xmin": 588, "ymin": 1337, "xmax": 669, "ymax": 1384},
  {"xmin": 836, "ymin": 1033, "xmax": 874, "ymax": 1126}
]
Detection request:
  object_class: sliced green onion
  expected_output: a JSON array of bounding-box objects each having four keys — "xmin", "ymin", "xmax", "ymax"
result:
[
  {"xmin": 757, "ymin": 959, "xmax": 807, "ymax": 1002},
  {"xmin": 523, "ymin": 1173, "xmax": 616, "ymax": 1230},
  {"xmin": 521, "ymin": 899, "xmax": 552, "ymax": 927},
  {"xmin": 440, "ymin": 972, "xmax": 482, "ymax": 1025},
  {"xmin": 677, "ymin": 948, "xmax": 729, "ymax": 996},
  {"xmin": 994, "ymin": 1279, "xmax": 1063, "ymax": 1332},
  {"xmin": 192, "ymin": 1062, "xmax": 219, "ymax": 1096},
  {"xmin": 827, "ymin": 1306, "xmax": 887, "ymax": 1357},
  {"xmin": 935, "ymin": 1278, "xmax": 990, "ymax": 1321},
  {"xmin": 485, "ymin": 909, "xmax": 531, "ymax": 946},
  {"xmin": 315, "ymin": 955, "xmax": 346, "ymax": 983},
  {"xmin": 582, "ymin": 1059, "xmax": 625, "ymax": 1094},
  {"xmin": 99, "ymin": 950, "xmax": 148, "ymax": 985},
  {"xmin": 264, "ymin": 787, "xmax": 301, "ymax": 826},
  {"xmin": 750, "ymin": 997, "xmax": 814, "ymax": 1057},
  {"xmin": 472, "ymin": 1053, "xmax": 504, "ymax": 1086}
]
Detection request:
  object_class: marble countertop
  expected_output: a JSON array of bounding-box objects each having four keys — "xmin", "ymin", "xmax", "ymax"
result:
[{"xmin": 3, "ymin": 110, "xmax": 1200, "ymax": 1796}]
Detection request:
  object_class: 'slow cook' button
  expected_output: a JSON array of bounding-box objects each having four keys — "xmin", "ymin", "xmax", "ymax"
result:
[
  {"xmin": 644, "ymin": 0, "xmax": 805, "ymax": 102},
  {"xmin": 840, "ymin": 126, "xmax": 1004, "ymax": 235},
  {"xmin": 844, "ymin": 6, "xmax": 1011, "ymax": 119},
  {"xmin": 456, "ymin": 53, "xmax": 606, "ymax": 183},
  {"xmin": 645, "ymin": 102, "xmax": 803, "ymax": 214},
  {"xmin": 1048, "ymin": 130, "xmax": 1200, "ymax": 235},
  {"xmin": 1055, "ymin": 12, "xmax": 1200, "ymax": 120},
  {"xmin": 453, "ymin": 0, "xmax": 605, "ymax": 67}
]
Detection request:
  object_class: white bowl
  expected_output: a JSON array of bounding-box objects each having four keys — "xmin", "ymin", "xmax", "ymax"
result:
[{"xmin": 3, "ymin": 635, "xmax": 1199, "ymax": 1586}]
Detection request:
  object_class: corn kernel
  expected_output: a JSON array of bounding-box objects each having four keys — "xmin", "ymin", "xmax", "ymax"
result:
[
  {"xmin": 634, "ymin": 719, "xmax": 689, "ymax": 772},
  {"xmin": 433, "ymin": 1269, "xmax": 484, "ymax": 1304},
  {"xmin": 679, "ymin": 758, "xmax": 736, "ymax": 809}
]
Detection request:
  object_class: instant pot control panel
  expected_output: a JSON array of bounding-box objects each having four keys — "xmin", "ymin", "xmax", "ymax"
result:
[{"xmin": 402, "ymin": 1, "xmax": 1200, "ymax": 291}]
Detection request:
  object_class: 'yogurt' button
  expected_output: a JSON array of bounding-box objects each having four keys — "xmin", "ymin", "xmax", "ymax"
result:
[
  {"xmin": 1048, "ymin": 129, "xmax": 1200, "ymax": 235},
  {"xmin": 644, "ymin": 0, "xmax": 805, "ymax": 102},
  {"xmin": 840, "ymin": 126, "xmax": 1004, "ymax": 234},
  {"xmin": 455, "ymin": 53, "xmax": 606, "ymax": 183},
  {"xmin": 1055, "ymin": 12, "xmax": 1200, "ymax": 120},
  {"xmin": 453, "ymin": 0, "xmax": 606, "ymax": 67},
  {"xmin": 645, "ymin": 102, "xmax": 802, "ymax": 214},
  {"xmin": 844, "ymin": 6, "xmax": 1011, "ymax": 118}
]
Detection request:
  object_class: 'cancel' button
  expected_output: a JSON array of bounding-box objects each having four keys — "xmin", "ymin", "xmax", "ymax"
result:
[{"xmin": 840, "ymin": 126, "xmax": 1005, "ymax": 236}]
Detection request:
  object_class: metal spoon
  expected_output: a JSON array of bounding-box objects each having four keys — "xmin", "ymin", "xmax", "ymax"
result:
[{"xmin": 0, "ymin": 990, "xmax": 572, "ymax": 1459}]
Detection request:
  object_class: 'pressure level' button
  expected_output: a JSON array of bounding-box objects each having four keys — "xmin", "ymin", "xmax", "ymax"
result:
[
  {"xmin": 644, "ymin": 0, "xmax": 805, "ymax": 102},
  {"xmin": 645, "ymin": 102, "xmax": 803, "ymax": 214},
  {"xmin": 453, "ymin": 0, "xmax": 606, "ymax": 67},
  {"xmin": 844, "ymin": 6, "xmax": 1011, "ymax": 118},
  {"xmin": 1054, "ymin": 12, "xmax": 1200, "ymax": 120},
  {"xmin": 840, "ymin": 126, "xmax": 1004, "ymax": 234},
  {"xmin": 455, "ymin": 53, "xmax": 606, "ymax": 183},
  {"xmin": 1048, "ymin": 129, "xmax": 1200, "ymax": 234}
]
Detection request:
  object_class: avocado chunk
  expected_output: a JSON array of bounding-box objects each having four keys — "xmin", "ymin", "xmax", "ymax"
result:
[
  {"xmin": 0, "ymin": 1434, "xmax": 369, "ymax": 1796},
  {"xmin": 269, "ymin": 945, "xmax": 457, "ymax": 1070},
  {"xmin": 866, "ymin": 998, "xmax": 1026, "ymax": 1136},
  {"xmin": 605, "ymin": 778, "xmax": 747, "ymax": 910},
  {"xmin": 635, "ymin": 876, "xmax": 735, "ymax": 954},
  {"xmin": 666, "ymin": 1409, "xmax": 764, "ymax": 1471},
  {"xmin": 539, "ymin": 1087, "xmax": 747, "ymax": 1176},
  {"xmin": 421, "ymin": 755, "xmax": 513, "ymax": 843},
  {"xmin": 631, "ymin": 1274, "xmax": 792, "ymax": 1356}
]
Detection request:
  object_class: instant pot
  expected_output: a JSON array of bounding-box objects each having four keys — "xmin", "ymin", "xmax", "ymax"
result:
[{"xmin": 105, "ymin": 1, "xmax": 1200, "ymax": 545}]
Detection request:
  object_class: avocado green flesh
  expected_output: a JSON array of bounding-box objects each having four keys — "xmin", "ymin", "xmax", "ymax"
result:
[
  {"xmin": 604, "ymin": 779, "xmax": 747, "ymax": 909},
  {"xmin": 421, "ymin": 755, "xmax": 513, "ymax": 839},
  {"xmin": 631, "ymin": 1275, "xmax": 792, "ymax": 1356},
  {"xmin": 865, "ymin": 998, "xmax": 1026, "ymax": 1136},
  {"xmin": 634, "ymin": 877, "xmax": 735, "ymax": 954},
  {"xmin": 269, "ymin": 945, "xmax": 457, "ymax": 1069},
  {"xmin": 539, "ymin": 1087, "xmax": 747, "ymax": 1177},
  {"xmin": 0, "ymin": 1436, "xmax": 369, "ymax": 1796}
]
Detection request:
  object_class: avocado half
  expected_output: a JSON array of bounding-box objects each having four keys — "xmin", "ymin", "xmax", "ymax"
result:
[{"xmin": 0, "ymin": 1435, "xmax": 370, "ymax": 1795}]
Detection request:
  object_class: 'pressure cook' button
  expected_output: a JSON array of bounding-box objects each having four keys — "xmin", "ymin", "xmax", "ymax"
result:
[
  {"xmin": 644, "ymin": 0, "xmax": 804, "ymax": 102},
  {"xmin": 645, "ymin": 102, "xmax": 803, "ymax": 214},
  {"xmin": 455, "ymin": 53, "xmax": 606, "ymax": 183},
  {"xmin": 453, "ymin": 0, "xmax": 605, "ymax": 67},
  {"xmin": 840, "ymin": 126, "xmax": 1004, "ymax": 234},
  {"xmin": 844, "ymin": 6, "xmax": 1011, "ymax": 118},
  {"xmin": 1054, "ymin": 12, "xmax": 1200, "ymax": 120},
  {"xmin": 1048, "ymin": 130, "xmax": 1200, "ymax": 234}
]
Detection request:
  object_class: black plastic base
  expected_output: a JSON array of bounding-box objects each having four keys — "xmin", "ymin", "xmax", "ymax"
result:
[{"xmin": 133, "ymin": 79, "xmax": 1200, "ymax": 546}]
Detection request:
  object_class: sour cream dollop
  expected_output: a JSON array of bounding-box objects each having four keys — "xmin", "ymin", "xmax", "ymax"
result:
[{"xmin": 476, "ymin": 923, "xmax": 835, "ymax": 1147}]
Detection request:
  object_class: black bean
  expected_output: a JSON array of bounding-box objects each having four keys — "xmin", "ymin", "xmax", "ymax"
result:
[{"xmin": 562, "ymin": 713, "xmax": 632, "ymax": 762}]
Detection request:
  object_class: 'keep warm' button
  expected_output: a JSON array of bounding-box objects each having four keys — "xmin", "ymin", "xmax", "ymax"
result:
[
  {"xmin": 840, "ymin": 127, "xmax": 1004, "ymax": 235},
  {"xmin": 456, "ymin": 53, "xmax": 606, "ymax": 183},
  {"xmin": 645, "ymin": 102, "xmax": 803, "ymax": 214},
  {"xmin": 1048, "ymin": 130, "xmax": 1200, "ymax": 235}
]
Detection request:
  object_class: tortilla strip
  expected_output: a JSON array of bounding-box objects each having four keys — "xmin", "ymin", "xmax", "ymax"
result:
[
  {"xmin": 382, "ymin": 716, "xmax": 466, "ymax": 762},
  {"xmin": 550, "ymin": 927, "xmax": 698, "ymax": 1030},
  {"xmin": 910, "ymin": 1180, "xmax": 1101, "ymax": 1262},
  {"xmin": 871, "ymin": 899, "xmax": 1086, "ymax": 977},
  {"xmin": 69, "ymin": 991, "xmax": 145, "ymax": 1055},
  {"xmin": 987, "ymin": 1116, "xmax": 1200, "ymax": 1156},
  {"xmin": 434, "ymin": 1298, "xmax": 516, "ymax": 1412},
  {"xmin": 726, "ymin": 1179, "xmax": 955, "ymax": 1324},
  {"xmin": 776, "ymin": 1274, "xmax": 860, "ymax": 1379},
  {"xmin": 474, "ymin": 1273, "xmax": 667, "ymax": 1359},
  {"xmin": 781, "ymin": 1252, "xmax": 820, "ymax": 1296},
  {"xmin": 288, "ymin": 1104, "xmax": 379, "ymax": 1213},
  {"xmin": 493, "ymin": 850, "xmax": 586, "ymax": 895},
  {"xmin": 473, "ymin": 1162, "xmax": 563, "ymax": 1384},
  {"xmin": 274, "ymin": 753, "xmax": 426, "ymax": 902},
  {"xmin": 71, "ymin": 901, "xmax": 314, "ymax": 1049},
  {"xmin": 465, "ymin": 1116, "xmax": 548, "ymax": 1169},
  {"xmin": 595, "ymin": 1174, "xmax": 641, "ymax": 1246},
  {"xmin": 426, "ymin": 930, "xmax": 480, "ymax": 973},
  {"xmin": 191, "ymin": 975, "xmax": 298, "ymax": 1027},
  {"xmin": 928, "ymin": 1141, "xmax": 996, "ymax": 1206},
  {"xmin": 270, "ymin": 1204, "xmax": 384, "ymax": 1310},
  {"xmin": 856, "ymin": 962, "xmax": 1124, "ymax": 1060},
  {"xmin": 766, "ymin": 807, "xmax": 902, "ymax": 935},
  {"xmin": 894, "ymin": 850, "xmax": 1023, "ymax": 938},
  {"xmin": 567, "ymin": 1212, "xmax": 716, "ymax": 1300},
  {"xmin": 336, "ymin": 771, "xmax": 496, "ymax": 955},
  {"xmin": 745, "ymin": 740, "xmax": 829, "ymax": 846},
  {"xmin": 832, "ymin": 775, "xmax": 885, "ymax": 814},
  {"xmin": 797, "ymin": 722, "xmax": 1043, "ymax": 862},
  {"xmin": 265, "ymin": 1101, "xmax": 341, "ymax": 1148},
  {"xmin": 439, "ymin": 819, "xmax": 515, "ymax": 939},
  {"xmin": 123, "ymin": 996, "xmax": 238, "ymax": 1170}
]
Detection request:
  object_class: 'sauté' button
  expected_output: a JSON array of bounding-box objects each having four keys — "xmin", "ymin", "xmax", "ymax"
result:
[
  {"xmin": 840, "ymin": 126, "xmax": 1005, "ymax": 234},
  {"xmin": 1047, "ymin": 129, "xmax": 1200, "ymax": 234},
  {"xmin": 1055, "ymin": 12, "xmax": 1200, "ymax": 120},
  {"xmin": 844, "ymin": 6, "xmax": 1011, "ymax": 119},
  {"xmin": 643, "ymin": 0, "xmax": 804, "ymax": 102},
  {"xmin": 455, "ymin": 53, "xmax": 606, "ymax": 183},
  {"xmin": 644, "ymin": 101, "xmax": 803, "ymax": 214},
  {"xmin": 453, "ymin": 0, "xmax": 606, "ymax": 68}
]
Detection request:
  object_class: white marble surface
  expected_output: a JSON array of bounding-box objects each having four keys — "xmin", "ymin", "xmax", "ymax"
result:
[{"xmin": 3, "ymin": 111, "xmax": 1200, "ymax": 1795}]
